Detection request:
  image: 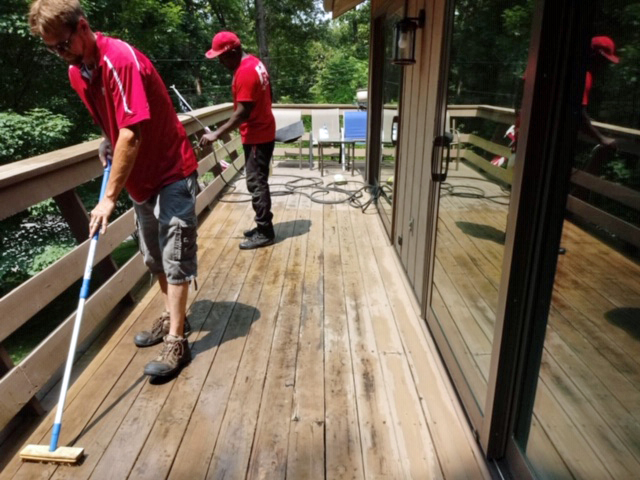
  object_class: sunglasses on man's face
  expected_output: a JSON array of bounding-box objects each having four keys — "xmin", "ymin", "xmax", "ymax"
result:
[{"xmin": 45, "ymin": 28, "xmax": 76, "ymax": 55}]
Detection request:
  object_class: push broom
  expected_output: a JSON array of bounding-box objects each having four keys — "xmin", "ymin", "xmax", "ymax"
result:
[{"xmin": 20, "ymin": 158, "xmax": 112, "ymax": 464}]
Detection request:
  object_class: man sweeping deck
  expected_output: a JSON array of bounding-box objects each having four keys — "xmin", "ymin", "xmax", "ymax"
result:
[
  {"xmin": 29, "ymin": 0, "xmax": 197, "ymax": 378},
  {"xmin": 199, "ymin": 31, "xmax": 277, "ymax": 249}
]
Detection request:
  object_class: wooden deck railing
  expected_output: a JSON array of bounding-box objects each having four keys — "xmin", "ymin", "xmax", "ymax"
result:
[
  {"xmin": 0, "ymin": 103, "xmax": 242, "ymax": 434},
  {"xmin": 447, "ymin": 104, "xmax": 640, "ymax": 248}
]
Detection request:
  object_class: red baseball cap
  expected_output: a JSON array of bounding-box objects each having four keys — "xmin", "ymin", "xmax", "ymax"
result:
[
  {"xmin": 591, "ymin": 36, "xmax": 619, "ymax": 64},
  {"xmin": 205, "ymin": 31, "xmax": 241, "ymax": 59}
]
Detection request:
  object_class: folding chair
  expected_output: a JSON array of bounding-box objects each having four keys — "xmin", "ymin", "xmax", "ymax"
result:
[
  {"xmin": 343, "ymin": 110, "xmax": 368, "ymax": 175},
  {"xmin": 272, "ymin": 108, "xmax": 305, "ymax": 168}
]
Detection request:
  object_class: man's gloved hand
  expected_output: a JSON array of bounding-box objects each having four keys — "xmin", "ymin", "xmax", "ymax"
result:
[
  {"xmin": 98, "ymin": 138, "xmax": 113, "ymax": 167},
  {"xmin": 199, "ymin": 130, "xmax": 220, "ymax": 147},
  {"xmin": 600, "ymin": 136, "xmax": 618, "ymax": 150}
]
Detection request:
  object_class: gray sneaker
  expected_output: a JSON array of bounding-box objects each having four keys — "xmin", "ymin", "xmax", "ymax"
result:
[
  {"xmin": 134, "ymin": 312, "xmax": 191, "ymax": 347},
  {"xmin": 239, "ymin": 232, "xmax": 275, "ymax": 250},
  {"xmin": 143, "ymin": 335, "xmax": 191, "ymax": 377}
]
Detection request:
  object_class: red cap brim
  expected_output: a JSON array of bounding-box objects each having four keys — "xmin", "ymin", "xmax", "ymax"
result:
[
  {"xmin": 205, "ymin": 49, "xmax": 221, "ymax": 59},
  {"xmin": 597, "ymin": 50, "xmax": 619, "ymax": 64}
]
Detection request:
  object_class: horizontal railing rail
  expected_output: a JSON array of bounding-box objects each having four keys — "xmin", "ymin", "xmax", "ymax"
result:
[
  {"xmin": 0, "ymin": 103, "xmax": 244, "ymax": 433},
  {"xmin": 447, "ymin": 104, "xmax": 640, "ymax": 248}
]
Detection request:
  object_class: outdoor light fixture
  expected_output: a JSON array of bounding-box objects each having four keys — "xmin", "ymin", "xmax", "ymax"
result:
[
  {"xmin": 356, "ymin": 88, "xmax": 368, "ymax": 109},
  {"xmin": 392, "ymin": 9, "xmax": 425, "ymax": 66}
]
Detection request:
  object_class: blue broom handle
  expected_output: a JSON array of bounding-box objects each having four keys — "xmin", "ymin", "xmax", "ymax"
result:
[{"xmin": 50, "ymin": 158, "xmax": 111, "ymax": 452}]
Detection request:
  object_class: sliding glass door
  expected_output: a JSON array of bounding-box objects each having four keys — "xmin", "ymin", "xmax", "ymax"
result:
[{"xmin": 425, "ymin": 0, "xmax": 534, "ymax": 427}]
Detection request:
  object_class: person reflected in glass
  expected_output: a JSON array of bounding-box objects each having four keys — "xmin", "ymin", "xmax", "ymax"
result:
[{"xmin": 580, "ymin": 36, "xmax": 620, "ymax": 176}]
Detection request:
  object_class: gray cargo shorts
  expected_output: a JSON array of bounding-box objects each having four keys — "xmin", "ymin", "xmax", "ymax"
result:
[{"xmin": 132, "ymin": 172, "xmax": 198, "ymax": 285}]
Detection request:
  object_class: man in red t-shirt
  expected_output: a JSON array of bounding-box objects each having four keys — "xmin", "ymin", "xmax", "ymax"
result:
[
  {"xmin": 581, "ymin": 36, "xmax": 619, "ymax": 163},
  {"xmin": 29, "ymin": 0, "xmax": 197, "ymax": 377},
  {"xmin": 510, "ymin": 36, "xmax": 618, "ymax": 172},
  {"xmin": 200, "ymin": 31, "xmax": 276, "ymax": 249}
]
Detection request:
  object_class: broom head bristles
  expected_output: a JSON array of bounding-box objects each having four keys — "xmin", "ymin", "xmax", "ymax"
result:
[{"xmin": 20, "ymin": 444, "xmax": 84, "ymax": 464}]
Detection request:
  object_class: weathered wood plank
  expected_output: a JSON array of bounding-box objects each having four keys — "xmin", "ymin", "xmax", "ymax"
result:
[
  {"xmin": 347, "ymin": 203, "xmax": 443, "ymax": 479},
  {"xmin": 4, "ymin": 196, "xmax": 239, "ymax": 480},
  {"xmin": 134, "ymin": 188, "xmax": 285, "ymax": 480},
  {"xmin": 537, "ymin": 351, "xmax": 640, "ymax": 478},
  {"xmin": 286, "ymin": 190, "xmax": 325, "ymax": 480},
  {"xmin": 336, "ymin": 202, "xmax": 406, "ymax": 479},
  {"xmin": 245, "ymin": 191, "xmax": 310, "ymax": 480},
  {"xmin": 129, "ymin": 212, "xmax": 264, "ymax": 480},
  {"xmin": 88, "ymin": 199, "xmax": 254, "ymax": 480},
  {"xmin": 530, "ymin": 377, "xmax": 611, "ymax": 479},
  {"xmin": 322, "ymin": 202, "xmax": 366, "ymax": 480},
  {"xmin": 366, "ymin": 212, "xmax": 491, "ymax": 479},
  {"xmin": 62, "ymin": 203, "xmax": 245, "ymax": 480},
  {"xmin": 566, "ymin": 195, "xmax": 640, "ymax": 248},
  {"xmin": 202, "ymin": 191, "xmax": 302, "ymax": 480}
]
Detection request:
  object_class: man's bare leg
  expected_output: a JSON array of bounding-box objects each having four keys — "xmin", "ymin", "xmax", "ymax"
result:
[{"xmin": 157, "ymin": 273, "xmax": 188, "ymax": 336}]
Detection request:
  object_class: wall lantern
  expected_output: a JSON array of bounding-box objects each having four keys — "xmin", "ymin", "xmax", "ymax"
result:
[
  {"xmin": 356, "ymin": 88, "xmax": 368, "ymax": 109},
  {"xmin": 392, "ymin": 9, "xmax": 425, "ymax": 66}
]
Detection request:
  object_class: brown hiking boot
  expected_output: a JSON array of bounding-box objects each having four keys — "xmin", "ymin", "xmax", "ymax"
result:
[
  {"xmin": 134, "ymin": 311, "xmax": 191, "ymax": 347},
  {"xmin": 143, "ymin": 335, "xmax": 191, "ymax": 377}
]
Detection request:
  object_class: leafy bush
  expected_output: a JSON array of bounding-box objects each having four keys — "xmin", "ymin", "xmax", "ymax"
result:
[
  {"xmin": 0, "ymin": 109, "xmax": 73, "ymax": 164},
  {"xmin": 29, "ymin": 244, "xmax": 74, "ymax": 275}
]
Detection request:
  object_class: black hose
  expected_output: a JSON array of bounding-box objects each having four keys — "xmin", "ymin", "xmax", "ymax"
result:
[{"xmin": 218, "ymin": 173, "xmax": 374, "ymax": 210}]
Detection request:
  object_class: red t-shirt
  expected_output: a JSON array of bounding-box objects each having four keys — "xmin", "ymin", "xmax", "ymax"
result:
[
  {"xmin": 232, "ymin": 55, "xmax": 276, "ymax": 144},
  {"xmin": 69, "ymin": 33, "xmax": 198, "ymax": 203},
  {"xmin": 582, "ymin": 71, "xmax": 593, "ymax": 106}
]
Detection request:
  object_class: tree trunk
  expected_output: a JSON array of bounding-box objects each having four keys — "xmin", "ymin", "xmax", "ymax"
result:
[{"xmin": 255, "ymin": 0, "xmax": 270, "ymax": 71}]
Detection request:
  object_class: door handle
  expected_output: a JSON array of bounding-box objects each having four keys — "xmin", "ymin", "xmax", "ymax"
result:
[{"xmin": 431, "ymin": 131, "xmax": 454, "ymax": 182}]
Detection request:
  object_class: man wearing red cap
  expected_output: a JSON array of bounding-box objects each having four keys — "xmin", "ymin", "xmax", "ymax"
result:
[
  {"xmin": 581, "ymin": 36, "xmax": 619, "ymax": 152},
  {"xmin": 29, "ymin": 0, "xmax": 197, "ymax": 378},
  {"xmin": 200, "ymin": 31, "xmax": 276, "ymax": 250},
  {"xmin": 511, "ymin": 35, "xmax": 619, "ymax": 171}
]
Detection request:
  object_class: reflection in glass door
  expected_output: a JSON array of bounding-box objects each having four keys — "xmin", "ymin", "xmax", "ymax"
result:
[
  {"xmin": 427, "ymin": 0, "xmax": 534, "ymax": 419},
  {"xmin": 377, "ymin": 10, "xmax": 403, "ymax": 233},
  {"xmin": 518, "ymin": 1, "xmax": 640, "ymax": 476}
]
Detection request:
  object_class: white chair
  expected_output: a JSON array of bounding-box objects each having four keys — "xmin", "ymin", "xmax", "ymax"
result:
[{"xmin": 311, "ymin": 109, "xmax": 341, "ymax": 175}]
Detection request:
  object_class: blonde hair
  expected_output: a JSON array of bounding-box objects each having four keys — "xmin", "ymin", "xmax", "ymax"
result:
[{"xmin": 29, "ymin": 0, "xmax": 85, "ymax": 36}]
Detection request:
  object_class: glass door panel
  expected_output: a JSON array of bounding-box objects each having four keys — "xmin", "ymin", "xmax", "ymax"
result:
[
  {"xmin": 519, "ymin": 2, "xmax": 640, "ymax": 476},
  {"xmin": 377, "ymin": 9, "xmax": 403, "ymax": 232},
  {"xmin": 427, "ymin": 0, "xmax": 534, "ymax": 417}
]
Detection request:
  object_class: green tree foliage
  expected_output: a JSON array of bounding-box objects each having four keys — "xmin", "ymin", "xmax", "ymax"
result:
[
  {"xmin": 448, "ymin": 0, "xmax": 533, "ymax": 107},
  {"xmin": 311, "ymin": 48, "xmax": 368, "ymax": 103},
  {"xmin": 0, "ymin": 108, "xmax": 73, "ymax": 164},
  {"xmin": 309, "ymin": 2, "xmax": 370, "ymax": 103},
  {"xmin": 262, "ymin": 0, "xmax": 329, "ymax": 102},
  {"xmin": 1, "ymin": 0, "xmax": 369, "ymax": 163}
]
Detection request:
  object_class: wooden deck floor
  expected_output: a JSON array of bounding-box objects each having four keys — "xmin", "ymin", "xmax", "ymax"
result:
[
  {"xmin": 0, "ymin": 163, "xmax": 490, "ymax": 480},
  {"xmin": 432, "ymin": 164, "xmax": 640, "ymax": 479}
]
